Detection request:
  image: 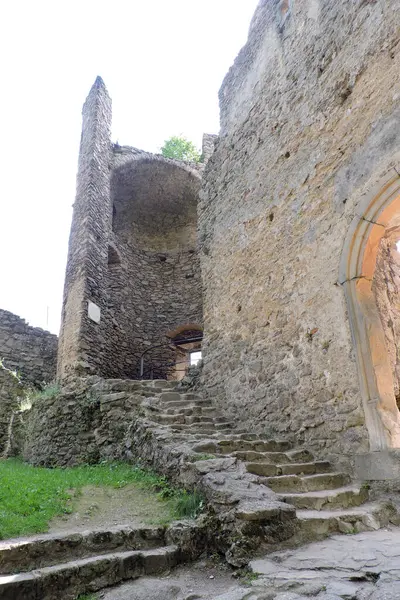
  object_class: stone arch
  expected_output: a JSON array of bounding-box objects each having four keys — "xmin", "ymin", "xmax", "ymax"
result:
[
  {"xmin": 340, "ymin": 169, "xmax": 400, "ymax": 450},
  {"xmin": 166, "ymin": 323, "xmax": 203, "ymax": 339}
]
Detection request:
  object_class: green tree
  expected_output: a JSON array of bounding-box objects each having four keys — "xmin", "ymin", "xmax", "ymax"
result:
[{"xmin": 161, "ymin": 135, "xmax": 201, "ymax": 163}]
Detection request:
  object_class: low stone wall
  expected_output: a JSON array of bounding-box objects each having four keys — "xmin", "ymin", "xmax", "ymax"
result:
[
  {"xmin": 23, "ymin": 378, "xmax": 100, "ymax": 467},
  {"xmin": 23, "ymin": 377, "xmax": 168, "ymax": 466},
  {"xmin": 0, "ymin": 309, "xmax": 58, "ymax": 386}
]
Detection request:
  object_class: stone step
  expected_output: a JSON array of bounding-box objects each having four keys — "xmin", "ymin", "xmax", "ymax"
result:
[
  {"xmin": 246, "ymin": 461, "xmax": 331, "ymax": 478},
  {"xmin": 155, "ymin": 413, "xmax": 186, "ymax": 425},
  {"xmin": 217, "ymin": 439, "xmax": 292, "ymax": 454},
  {"xmin": 259, "ymin": 472, "xmax": 350, "ymax": 493},
  {"xmin": 171, "ymin": 428, "xmax": 218, "ymax": 437},
  {"xmin": 286, "ymin": 449, "xmax": 315, "ymax": 463},
  {"xmin": 161, "ymin": 399, "xmax": 213, "ymax": 409},
  {"xmin": 233, "ymin": 450, "xmax": 315, "ymax": 465},
  {"xmin": 279, "ymin": 461, "xmax": 331, "ymax": 476},
  {"xmin": 295, "ymin": 501, "xmax": 399, "ymax": 537},
  {"xmin": 159, "ymin": 392, "xmax": 185, "ymax": 403},
  {"xmin": 234, "ymin": 433, "xmax": 261, "ymax": 440},
  {"xmin": 179, "ymin": 393, "xmax": 204, "ymax": 401},
  {"xmin": 171, "ymin": 422, "xmax": 217, "ymax": 431},
  {"xmin": 234, "ymin": 451, "xmax": 290, "ymax": 463},
  {"xmin": 0, "ymin": 545, "xmax": 179, "ymax": 600},
  {"xmin": 153, "ymin": 413, "xmax": 216, "ymax": 426},
  {"xmin": 278, "ymin": 484, "xmax": 369, "ymax": 510},
  {"xmin": 164, "ymin": 406, "xmax": 210, "ymax": 416},
  {"xmin": 201, "ymin": 406, "xmax": 218, "ymax": 415},
  {"xmin": 185, "ymin": 416, "xmax": 214, "ymax": 425},
  {"xmin": 191, "ymin": 439, "xmax": 291, "ymax": 455},
  {"xmin": 213, "ymin": 415, "xmax": 231, "ymax": 423},
  {"xmin": 235, "ymin": 499, "xmax": 296, "ymax": 523},
  {"xmin": 173, "ymin": 421, "xmax": 235, "ymax": 432},
  {"xmin": 214, "ymin": 422, "xmax": 235, "ymax": 430},
  {"xmin": 0, "ymin": 526, "xmax": 166, "ymax": 574}
]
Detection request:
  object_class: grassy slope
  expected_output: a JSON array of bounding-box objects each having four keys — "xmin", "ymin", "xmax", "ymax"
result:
[{"xmin": 0, "ymin": 460, "xmax": 203, "ymax": 539}]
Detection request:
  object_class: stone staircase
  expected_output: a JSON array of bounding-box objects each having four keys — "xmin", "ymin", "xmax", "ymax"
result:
[
  {"xmin": 133, "ymin": 385, "xmax": 398, "ymax": 554},
  {"xmin": 8, "ymin": 377, "xmax": 398, "ymax": 598},
  {"xmin": 0, "ymin": 521, "xmax": 204, "ymax": 599}
]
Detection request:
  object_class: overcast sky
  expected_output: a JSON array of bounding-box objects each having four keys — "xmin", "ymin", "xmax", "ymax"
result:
[{"xmin": 0, "ymin": 0, "xmax": 258, "ymax": 334}]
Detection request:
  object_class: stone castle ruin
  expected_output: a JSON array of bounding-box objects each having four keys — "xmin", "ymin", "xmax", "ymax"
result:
[
  {"xmin": 57, "ymin": 79, "xmax": 217, "ymax": 383},
  {"xmin": 3, "ymin": 0, "xmax": 400, "ymax": 596}
]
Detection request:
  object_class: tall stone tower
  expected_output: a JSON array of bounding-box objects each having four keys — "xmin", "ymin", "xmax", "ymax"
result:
[
  {"xmin": 58, "ymin": 78, "xmax": 212, "ymax": 381},
  {"xmin": 57, "ymin": 77, "xmax": 112, "ymax": 379}
]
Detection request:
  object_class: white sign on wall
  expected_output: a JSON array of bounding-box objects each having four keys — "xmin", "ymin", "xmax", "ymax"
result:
[{"xmin": 88, "ymin": 301, "xmax": 101, "ymax": 324}]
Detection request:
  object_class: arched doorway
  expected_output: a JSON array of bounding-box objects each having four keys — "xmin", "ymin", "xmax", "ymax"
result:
[
  {"xmin": 166, "ymin": 324, "xmax": 203, "ymax": 381},
  {"xmin": 340, "ymin": 169, "xmax": 400, "ymax": 450}
]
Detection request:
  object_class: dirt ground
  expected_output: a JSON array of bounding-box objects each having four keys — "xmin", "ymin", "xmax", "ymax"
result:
[
  {"xmin": 49, "ymin": 485, "xmax": 171, "ymax": 533},
  {"xmin": 100, "ymin": 559, "xmax": 240, "ymax": 600}
]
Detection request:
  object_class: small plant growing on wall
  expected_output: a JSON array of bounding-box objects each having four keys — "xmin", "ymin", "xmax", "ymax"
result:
[
  {"xmin": 161, "ymin": 135, "xmax": 201, "ymax": 163},
  {"xmin": 27, "ymin": 382, "xmax": 61, "ymax": 409}
]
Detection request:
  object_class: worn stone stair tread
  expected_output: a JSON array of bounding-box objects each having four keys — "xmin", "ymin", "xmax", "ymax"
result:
[
  {"xmin": 0, "ymin": 525, "xmax": 167, "ymax": 573},
  {"xmin": 0, "ymin": 545, "xmax": 179, "ymax": 599},
  {"xmin": 0, "ymin": 524, "xmax": 165, "ymax": 549},
  {"xmin": 260, "ymin": 472, "xmax": 350, "ymax": 493},
  {"xmin": 246, "ymin": 460, "xmax": 331, "ymax": 478},
  {"xmin": 285, "ymin": 449, "xmax": 314, "ymax": 461},
  {"xmin": 161, "ymin": 400, "xmax": 212, "ymax": 408},
  {"xmin": 269, "ymin": 471, "xmax": 347, "ymax": 482},
  {"xmin": 233, "ymin": 451, "xmax": 292, "ymax": 464},
  {"xmin": 216, "ymin": 440, "xmax": 292, "ymax": 454},
  {"xmin": 278, "ymin": 484, "xmax": 368, "ymax": 510},
  {"xmin": 292, "ymin": 502, "xmax": 400, "ymax": 536},
  {"xmin": 279, "ymin": 483, "xmax": 363, "ymax": 498},
  {"xmin": 295, "ymin": 502, "xmax": 384, "ymax": 520}
]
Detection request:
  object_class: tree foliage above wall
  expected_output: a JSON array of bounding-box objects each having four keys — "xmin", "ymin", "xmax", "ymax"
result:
[{"xmin": 161, "ymin": 136, "xmax": 201, "ymax": 163}]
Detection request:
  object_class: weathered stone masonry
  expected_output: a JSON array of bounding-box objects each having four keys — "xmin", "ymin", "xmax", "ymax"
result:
[
  {"xmin": 58, "ymin": 78, "xmax": 214, "ymax": 381},
  {"xmin": 0, "ymin": 309, "xmax": 57, "ymax": 385},
  {"xmin": 199, "ymin": 0, "xmax": 400, "ymax": 468}
]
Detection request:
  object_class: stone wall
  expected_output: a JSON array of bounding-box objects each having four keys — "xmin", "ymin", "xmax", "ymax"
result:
[
  {"xmin": 23, "ymin": 377, "xmax": 168, "ymax": 466},
  {"xmin": 23, "ymin": 378, "xmax": 101, "ymax": 466},
  {"xmin": 57, "ymin": 77, "xmax": 112, "ymax": 381},
  {"xmin": 58, "ymin": 79, "xmax": 208, "ymax": 381},
  {"xmin": 102, "ymin": 151, "xmax": 203, "ymax": 379},
  {"xmin": 0, "ymin": 366, "xmax": 25, "ymax": 457},
  {"xmin": 0, "ymin": 309, "xmax": 57, "ymax": 385},
  {"xmin": 199, "ymin": 0, "xmax": 400, "ymax": 465}
]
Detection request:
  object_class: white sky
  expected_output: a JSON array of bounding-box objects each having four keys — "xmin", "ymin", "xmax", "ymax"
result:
[{"xmin": 0, "ymin": 0, "xmax": 258, "ymax": 334}]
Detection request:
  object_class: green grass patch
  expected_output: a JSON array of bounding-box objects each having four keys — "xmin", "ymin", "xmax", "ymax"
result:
[{"xmin": 0, "ymin": 459, "xmax": 204, "ymax": 540}]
